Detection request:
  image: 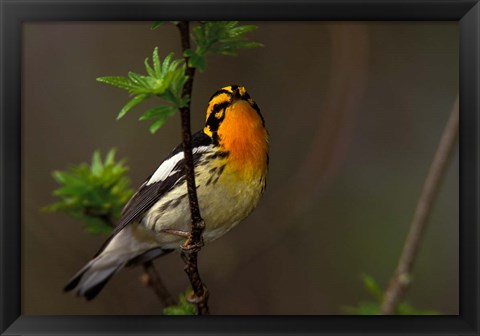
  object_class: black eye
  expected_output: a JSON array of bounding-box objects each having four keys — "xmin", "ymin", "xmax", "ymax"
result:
[{"xmin": 211, "ymin": 101, "xmax": 229, "ymax": 116}]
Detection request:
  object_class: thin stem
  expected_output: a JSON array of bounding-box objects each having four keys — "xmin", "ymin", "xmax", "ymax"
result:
[
  {"xmin": 142, "ymin": 261, "xmax": 176, "ymax": 307},
  {"xmin": 176, "ymin": 20, "xmax": 209, "ymax": 315},
  {"xmin": 380, "ymin": 96, "xmax": 459, "ymax": 315}
]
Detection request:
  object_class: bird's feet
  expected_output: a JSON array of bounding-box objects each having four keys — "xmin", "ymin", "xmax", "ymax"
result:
[
  {"xmin": 161, "ymin": 229, "xmax": 190, "ymax": 238},
  {"xmin": 181, "ymin": 236, "xmax": 204, "ymax": 253}
]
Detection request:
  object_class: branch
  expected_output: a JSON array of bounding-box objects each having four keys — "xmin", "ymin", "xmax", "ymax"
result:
[
  {"xmin": 176, "ymin": 20, "xmax": 210, "ymax": 315},
  {"xmin": 90, "ymin": 211, "xmax": 176, "ymax": 308},
  {"xmin": 141, "ymin": 261, "xmax": 176, "ymax": 307},
  {"xmin": 380, "ymin": 95, "xmax": 459, "ymax": 314}
]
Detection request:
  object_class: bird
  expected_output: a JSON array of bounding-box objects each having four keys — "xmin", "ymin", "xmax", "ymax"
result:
[{"xmin": 64, "ymin": 85, "xmax": 269, "ymax": 300}]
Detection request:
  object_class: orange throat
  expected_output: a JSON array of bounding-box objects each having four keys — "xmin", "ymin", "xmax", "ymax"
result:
[{"xmin": 215, "ymin": 100, "xmax": 268, "ymax": 176}]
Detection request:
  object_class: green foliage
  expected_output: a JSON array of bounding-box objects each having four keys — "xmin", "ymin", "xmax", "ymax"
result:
[
  {"xmin": 97, "ymin": 49, "xmax": 188, "ymax": 133},
  {"xmin": 98, "ymin": 21, "xmax": 262, "ymax": 133},
  {"xmin": 151, "ymin": 21, "xmax": 179, "ymax": 30},
  {"xmin": 395, "ymin": 302, "xmax": 438, "ymax": 315},
  {"xmin": 44, "ymin": 149, "xmax": 134, "ymax": 234},
  {"xmin": 362, "ymin": 274, "xmax": 384, "ymax": 301},
  {"xmin": 151, "ymin": 21, "xmax": 165, "ymax": 30},
  {"xmin": 343, "ymin": 274, "xmax": 439, "ymax": 315},
  {"xmin": 343, "ymin": 301, "xmax": 382, "ymax": 315},
  {"xmin": 186, "ymin": 21, "xmax": 263, "ymax": 71},
  {"xmin": 163, "ymin": 290, "xmax": 196, "ymax": 315},
  {"xmin": 139, "ymin": 105, "xmax": 177, "ymax": 134}
]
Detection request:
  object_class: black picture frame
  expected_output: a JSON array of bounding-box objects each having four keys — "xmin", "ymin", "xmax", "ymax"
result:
[{"xmin": 0, "ymin": 0, "xmax": 478, "ymax": 335}]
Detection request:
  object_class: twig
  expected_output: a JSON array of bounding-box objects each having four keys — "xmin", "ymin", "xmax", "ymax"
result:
[
  {"xmin": 380, "ymin": 96, "xmax": 459, "ymax": 315},
  {"xmin": 89, "ymin": 210, "xmax": 176, "ymax": 308},
  {"xmin": 176, "ymin": 20, "xmax": 210, "ymax": 315},
  {"xmin": 142, "ymin": 261, "xmax": 176, "ymax": 307}
]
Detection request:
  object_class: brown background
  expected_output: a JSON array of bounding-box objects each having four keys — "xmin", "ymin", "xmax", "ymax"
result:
[{"xmin": 22, "ymin": 21, "xmax": 458, "ymax": 315}]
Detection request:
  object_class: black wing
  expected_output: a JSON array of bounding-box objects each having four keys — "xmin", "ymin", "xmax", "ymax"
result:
[{"xmin": 94, "ymin": 130, "xmax": 212, "ymax": 257}]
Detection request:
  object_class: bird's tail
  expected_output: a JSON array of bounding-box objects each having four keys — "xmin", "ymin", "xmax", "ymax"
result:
[
  {"xmin": 63, "ymin": 251, "xmax": 126, "ymax": 300},
  {"xmin": 64, "ymin": 224, "xmax": 172, "ymax": 300}
]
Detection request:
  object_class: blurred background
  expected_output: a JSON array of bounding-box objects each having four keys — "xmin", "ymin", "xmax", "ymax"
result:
[{"xmin": 22, "ymin": 21, "xmax": 458, "ymax": 315}]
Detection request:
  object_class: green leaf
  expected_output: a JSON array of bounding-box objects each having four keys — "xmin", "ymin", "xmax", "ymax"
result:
[
  {"xmin": 104, "ymin": 148, "xmax": 116, "ymax": 166},
  {"xmin": 187, "ymin": 21, "xmax": 262, "ymax": 72},
  {"xmin": 139, "ymin": 105, "xmax": 176, "ymax": 121},
  {"xmin": 97, "ymin": 76, "xmax": 139, "ymax": 91},
  {"xmin": 228, "ymin": 24, "xmax": 258, "ymax": 36},
  {"xmin": 140, "ymin": 105, "xmax": 176, "ymax": 134},
  {"xmin": 44, "ymin": 149, "xmax": 134, "ymax": 235},
  {"xmin": 395, "ymin": 302, "xmax": 439, "ymax": 315},
  {"xmin": 361, "ymin": 274, "xmax": 383, "ymax": 301},
  {"xmin": 153, "ymin": 47, "xmax": 161, "ymax": 78},
  {"xmin": 91, "ymin": 150, "xmax": 103, "ymax": 175},
  {"xmin": 117, "ymin": 94, "xmax": 149, "ymax": 120},
  {"xmin": 151, "ymin": 21, "xmax": 179, "ymax": 30},
  {"xmin": 213, "ymin": 41, "xmax": 264, "ymax": 56},
  {"xmin": 343, "ymin": 274, "xmax": 441, "ymax": 315},
  {"xmin": 127, "ymin": 72, "xmax": 150, "ymax": 89},
  {"xmin": 52, "ymin": 170, "xmax": 67, "ymax": 184},
  {"xmin": 149, "ymin": 118, "xmax": 166, "ymax": 134},
  {"xmin": 343, "ymin": 302, "xmax": 380, "ymax": 315},
  {"xmin": 151, "ymin": 21, "xmax": 165, "ymax": 30},
  {"xmin": 144, "ymin": 57, "xmax": 155, "ymax": 78},
  {"xmin": 98, "ymin": 46, "xmax": 188, "ymax": 126},
  {"xmin": 163, "ymin": 291, "xmax": 196, "ymax": 315},
  {"xmin": 187, "ymin": 53, "xmax": 206, "ymax": 71}
]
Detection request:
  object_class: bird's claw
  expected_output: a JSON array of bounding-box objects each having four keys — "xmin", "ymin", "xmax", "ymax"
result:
[{"xmin": 181, "ymin": 237, "xmax": 204, "ymax": 253}]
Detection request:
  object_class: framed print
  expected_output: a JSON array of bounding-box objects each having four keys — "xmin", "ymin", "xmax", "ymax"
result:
[{"xmin": 1, "ymin": 0, "xmax": 478, "ymax": 335}]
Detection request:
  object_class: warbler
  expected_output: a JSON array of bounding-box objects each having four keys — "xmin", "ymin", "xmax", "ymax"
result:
[{"xmin": 64, "ymin": 85, "xmax": 269, "ymax": 300}]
